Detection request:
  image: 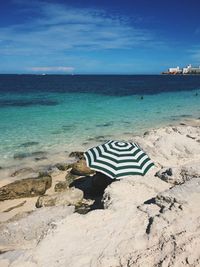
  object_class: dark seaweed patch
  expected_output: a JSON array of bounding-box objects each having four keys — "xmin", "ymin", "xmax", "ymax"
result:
[
  {"xmin": 62, "ymin": 125, "xmax": 74, "ymax": 131},
  {"xmin": 35, "ymin": 156, "xmax": 48, "ymax": 161},
  {"xmin": 96, "ymin": 122, "xmax": 113, "ymax": 127},
  {"xmin": 0, "ymin": 99, "xmax": 59, "ymax": 108},
  {"xmin": 51, "ymin": 130, "xmax": 62, "ymax": 135},
  {"xmin": 171, "ymin": 114, "xmax": 192, "ymax": 119},
  {"xmin": 14, "ymin": 151, "xmax": 47, "ymax": 159},
  {"xmin": 87, "ymin": 135, "xmax": 111, "ymax": 142},
  {"xmin": 121, "ymin": 121, "xmax": 131, "ymax": 124},
  {"xmin": 19, "ymin": 141, "xmax": 39, "ymax": 147}
]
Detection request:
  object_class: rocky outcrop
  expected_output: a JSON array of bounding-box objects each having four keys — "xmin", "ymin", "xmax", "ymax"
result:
[
  {"xmin": 0, "ymin": 124, "xmax": 200, "ymax": 267},
  {"xmin": 0, "ymin": 205, "xmax": 74, "ymax": 252},
  {"xmin": 65, "ymin": 172, "xmax": 79, "ymax": 186},
  {"xmin": 134, "ymin": 178, "xmax": 200, "ymax": 266},
  {"xmin": 54, "ymin": 181, "xmax": 68, "ymax": 192},
  {"xmin": 39, "ymin": 165, "xmax": 61, "ymax": 177},
  {"xmin": 69, "ymin": 151, "xmax": 85, "ymax": 160},
  {"xmin": 55, "ymin": 163, "xmax": 71, "ymax": 171},
  {"xmin": 155, "ymin": 165, "xmax": 200, "ymax": 185},
  {"xmin": 155, "ymin": 177, "xmax": 200, "ymax": 210},
  {"xmin": 36, "ymin": 188, "xmax": 83, "ymax": 208},
  {"xmin": 70, "ymin": 159, "xmax": 95, "ymax": 176},
  {"xmin": 0, "ymin": 175, "xmax": 52, "ymax": 201}
]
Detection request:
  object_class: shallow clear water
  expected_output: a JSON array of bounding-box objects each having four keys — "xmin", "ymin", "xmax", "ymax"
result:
[{"xmin": 0, "ymin": 75, "xmax": 200, "ymax": 168}]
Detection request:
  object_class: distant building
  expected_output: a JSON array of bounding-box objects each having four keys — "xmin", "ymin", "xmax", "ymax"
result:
[
  {"xmin": 183, "ymin": 64, "xmax": 200, "ymax": 74},
  {"xmin": 168, "ymin": 66, "xmax": 182, "ymax": 74},
  {"xmin": 164, "ymin": 64, "xmax": 200, "ymax": 74}
]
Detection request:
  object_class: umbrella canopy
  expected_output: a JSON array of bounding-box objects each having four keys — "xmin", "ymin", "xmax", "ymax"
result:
[{"xmin": 84, "ymin": 140, "xmax": 154, "ymax": 179}]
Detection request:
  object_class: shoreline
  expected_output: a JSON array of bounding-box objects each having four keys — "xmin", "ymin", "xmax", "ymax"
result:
[{"xmin": 0, "ymin": 116, "xmax": 199, "ymax": 185}]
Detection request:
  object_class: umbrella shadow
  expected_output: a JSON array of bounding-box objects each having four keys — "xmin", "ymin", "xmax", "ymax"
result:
[{"xmin": 69, "ymin": 172, "xmax": 114, "ymax": 211}]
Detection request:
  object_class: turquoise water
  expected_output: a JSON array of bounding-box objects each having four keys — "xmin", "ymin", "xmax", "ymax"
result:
[{"xmin": 0, "ymin": 88, "xmax": 200, "ymax": 168}]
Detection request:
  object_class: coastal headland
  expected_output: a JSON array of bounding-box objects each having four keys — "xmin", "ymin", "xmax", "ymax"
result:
[{"xmin": 0, "ymin": 118, "xmax": 200, "ymax": 266}]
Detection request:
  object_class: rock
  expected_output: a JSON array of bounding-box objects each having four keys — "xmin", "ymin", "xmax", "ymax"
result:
[
  {"xmin": 155, "ymin": 167, "xmax": 181, "ymax": 184},
  {"xmin": 55, "ymin": 163, "xmax": 71, "ymax": 171},
  {"xmin": 180, "ymin": 166, "xmax": 200, "ymax": 181},
  {"xmin": 65, "ymin": 172, "xmax": 79, "ymax": 187},
  {"xmin": 36, "ymin": 188, "xmax": 84, "ymax": 208},
  {"xmin": 70, "ymin": 159, "xmax": 95, "ymax": 176},
  {"xmin": 69, "ymin": 151, "xmax": 85, "ymax": 160},
  {"xmin": 0, "ymin": 205, "xmax": 74, "ymax": 252},
  {"xmin": 54, "ymin": 181, "xmax": 68, "ymax": 192},
  {"xmin": 144, "ymin": 131, "xmax": 150, "ymax": 136},
  {"xmin": 39, "ymin": 165, "xmax": 60, "ymax": 177},
  {"xmin": 0, "ymin": 166, "xmax": 3, "ymax": 170},
  {"xmin": 0, "ymin": 175, "xmax": 52, "ymax": 201},
  {"xmin": 155, "ymin": 167, "xmax": 172, "ymax": 180},
  {"xmin": 3, "ymin": 200, "xmax": 26, "ymax": 212},
  {"xmin": 75, "ymin": 203, "xmax": 91, "ymax": 214},
  {"xmin": 155, "ymin": 177, "xmax": 200, "ymax": 215},
  {"xmin": 186, "ymin": 134, "xmax": 196, "ymax": 139},
  {"xmin": 155, "ymin": 166, "xmax": 200, "ymax": 185},
  {"xmin": 10, "ymin": 167, "xmax": 35, "ymax": 177}
]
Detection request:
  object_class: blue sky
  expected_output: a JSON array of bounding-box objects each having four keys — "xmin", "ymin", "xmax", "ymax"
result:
[{"xmin": 0, "ymin": 0, "xmax": 200, "ymax": 74}]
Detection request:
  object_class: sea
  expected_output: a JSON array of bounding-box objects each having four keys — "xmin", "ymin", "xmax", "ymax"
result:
[{"xmin": 0, "ymin": 74, "xmax": 200, "ymax": 170}]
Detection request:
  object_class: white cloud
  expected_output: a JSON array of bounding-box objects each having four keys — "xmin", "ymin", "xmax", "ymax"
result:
[
  {"xmin": 30, "ymin": 66, "xmax": 75, "ymax": 73},
  {"xmin": 0, "ymin": 1, "xmax": 155, "ymax": 57}
]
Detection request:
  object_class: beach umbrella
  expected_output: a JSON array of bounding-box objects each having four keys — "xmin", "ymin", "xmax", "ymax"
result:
[{"xmin": 84, "ymin": 140, "xmax": 154, "ymax": 179}]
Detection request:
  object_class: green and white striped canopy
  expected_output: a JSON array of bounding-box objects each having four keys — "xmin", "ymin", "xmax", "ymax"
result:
[{"xmin": 84, "ymin": 140, "xmax": 154, "ymax": 179}]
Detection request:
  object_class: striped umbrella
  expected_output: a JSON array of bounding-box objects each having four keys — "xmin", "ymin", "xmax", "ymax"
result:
[{"xmin": 84, "ymin": 140, "xmax": 154, "ymax": 179}]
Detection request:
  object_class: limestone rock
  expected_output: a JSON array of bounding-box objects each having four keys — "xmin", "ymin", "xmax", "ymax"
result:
[
  {"xmin": 180, "ymin": 165, "xmax": 200, "ymax": 181},
  {"xmin": 155, "ymin": 177, "xmax": 200, "ymax": 209},
  {"xmin": 1, "ymin": 124, "xmax": 200, "ymax": 267},
  {"xmin": 55, "ymin": 163, "xmax": 71, "ymax": 171},
  {"xmin": 54, "ymin": 181, "xmax": 68, "ymax": 192},
  {"xmin": 69, "ymin": 151, "xmax": 85, "ymax": 160},
  {"xmin": 155, "ymin": 167, "xmax": 180, "ymax": 184},
  {"xmin": 65, "ymin": 172, "xmax": 79, "ymax": 186},
  {"xmin": 0, "ymin": 205, "xmax": 74, "ymax": 252},
  {"xmin": 39, "ymin": 165, "xmax": 60, "ymax": 177},
  {"xmin": 156, "ymin": 165, "xmax": 200, "ymax": 185},
  {"xmin": 70, "ymin": 159, "xmax": 95, "ymax": 176},
  {"xmin": 0, "ymin": 175, "xmax": 52, "ymax": 201},
  {"xmin": 36, "ymin": 188, "xmax": 84, "ymax": 208}
]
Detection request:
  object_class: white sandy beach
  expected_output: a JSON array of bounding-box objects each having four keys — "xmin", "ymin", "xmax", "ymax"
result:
[{"xmin": 0, "ymin": 119, "xmax": 200, "ymax": 267}]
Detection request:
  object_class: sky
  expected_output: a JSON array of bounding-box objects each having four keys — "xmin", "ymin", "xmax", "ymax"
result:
[{"xmin": 0, "ymin": 0, "xmax": 200, "ymax": 74}]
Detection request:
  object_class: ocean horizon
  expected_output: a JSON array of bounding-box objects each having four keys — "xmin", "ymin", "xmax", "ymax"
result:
[{"xmin": 0, "ymin": 74, "xmax": 200, "ymax": 170}]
